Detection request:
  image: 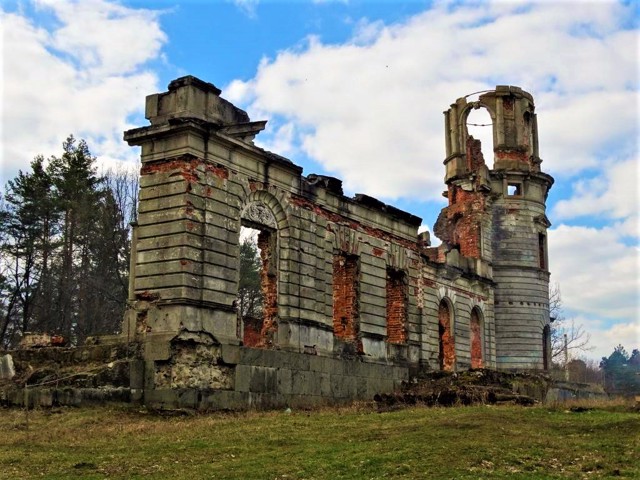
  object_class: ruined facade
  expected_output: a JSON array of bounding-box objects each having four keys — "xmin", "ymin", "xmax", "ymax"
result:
[{"xmin": 115, "ymin": 77, "xmax": 553, "ymax": 409}]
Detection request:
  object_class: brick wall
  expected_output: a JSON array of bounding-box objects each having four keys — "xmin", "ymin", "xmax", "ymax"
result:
[
  {"xmin": 386, "ymin": 269, "xmax": 407, "ymax": 344},
  {"xmin": 257, "ymin": 230, "xmax": 278, "ymax": 347},
  {"xmin": 470, "ymin": 308, "xmax": 483, "ymax": 369},
  {"xmin": 438, "ymin": 301, "xmax": 456, "ymax": 371},
  {"xmin": 332, "ymin": 254, "xmax": 359, "ymax": 344}
]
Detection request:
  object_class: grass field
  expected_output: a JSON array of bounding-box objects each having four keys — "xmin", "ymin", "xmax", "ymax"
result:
[{"xmin": 1, "ymin": 401, "xmax": 638, "ymax": 479}]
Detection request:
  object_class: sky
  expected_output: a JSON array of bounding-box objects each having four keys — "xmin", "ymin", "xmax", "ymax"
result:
[{"xmin": 1, "ymin": 0, "xmax": 638, "ymax": 361}]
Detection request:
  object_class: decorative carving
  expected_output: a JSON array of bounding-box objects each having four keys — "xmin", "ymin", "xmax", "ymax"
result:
[{"xmin": 241, "ymin": 202, "xmax": 277, "ymax": 229}]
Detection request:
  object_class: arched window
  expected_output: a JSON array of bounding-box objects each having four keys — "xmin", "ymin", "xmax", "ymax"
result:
[
  {"xmin": 470, "ymin": 307, "xmax": 484, "ymax": 369},
  {"xmin": 465, "ymin": 106, "xmax": 494, "ymax": 166},
  {"xmin": 239, "ymin": 202, "xmax": 278, "ymax": 348},
  {"xmin": 438, "ymin": 300, "xmax": 456, "ymax": 371}
]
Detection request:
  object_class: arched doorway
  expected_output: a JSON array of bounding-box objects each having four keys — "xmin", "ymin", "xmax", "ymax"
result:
[
  {"xmin": 438, "ymin": 300, "xmax": 455, "ymax": 371},
  {"xmin": 470, "ymin": 307, "xmax": 483, "ymax": 369},
  {"xmin": 239, "ymin": 202, "xmax": 279, "ymax": 348},
  {"xmin": 542, "ymin": 324, "xmax": 551, "ymax": 370}
]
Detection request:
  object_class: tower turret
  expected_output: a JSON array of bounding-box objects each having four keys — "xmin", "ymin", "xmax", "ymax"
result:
[{"xmin": 441, "ymin": 86, "xmax": 554, "ymax": 370}]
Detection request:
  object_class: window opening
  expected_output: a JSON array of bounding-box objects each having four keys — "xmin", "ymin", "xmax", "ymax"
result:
[
  {"xmin": 238, "ymin": 202, "xmax": 278, "ymax": 348},
  {"xmin": 332, "ymin": 253, "xmax": 360, "ymax": 346},
  {"xmin": 466, "ymin": 106, "xmax": 493, "ymax": 166},
  {"xmin": 538, "ymin": 233, "xmax": 547, "ymax": 270},
  {"xmin": 438, "ymin": 300, "xmax": 456, "ymax": 371},
  {"xmin": 507, "ymin": 183, "xmax": 522, "ymax": 196},
  {"xmin": 542, "ymin": 324, "xmax": 551, "ymax": 370},
  {"xmin": 470, "ymin": 307, "xmax": 483, "ymax": 369},
  {"xmin": 386, "ymin": 268, "xmax": 407, "ymax": 344},
  {"xmin": 238, "ymin": 226, "xmax": 263, "ymax": 346}
]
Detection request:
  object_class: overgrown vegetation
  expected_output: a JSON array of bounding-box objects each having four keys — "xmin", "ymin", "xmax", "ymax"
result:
[{"xmin": 0, "ymin": 402, "xmax": 638, "ymax": 479}]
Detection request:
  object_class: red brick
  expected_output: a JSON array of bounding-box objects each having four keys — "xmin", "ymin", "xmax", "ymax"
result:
[
  {"xmin": 332, "ymin": 254, "xmax": 360, "ymax": 346},
  {"xmin": 470, "ymin": 308, "xmax": 483, "ymax": 369},
  {"xmin": 438, "ymin": 301, "xmax": 455, "ymax": 371},
  {"xmin": 386, "ymin": 269, "xmax": 407, "ymax": 344}
]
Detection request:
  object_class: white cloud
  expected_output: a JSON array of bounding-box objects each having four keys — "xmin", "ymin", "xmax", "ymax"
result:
[
  {"xmin": 226, "ymin": 1, "xmax": 637, "ymax": 201},
  {"xmin": 37, "ymin": 0, "xmax": 166, "ymax": 76},
  {"xmin": 580, "ymin": 317, "xmax": 640, "ymax": 360},
  {"xmin": 553, "ymin": 157, "xmax": 640, "ymax": 239},
  {"xmin": 223, "ymin": 0, "xmax": 639, "ymax": 349},
  {"xmin": 230, "ymin": 0, "xmax": 259, "ymax": 18},
  {"xmin": 548, "ymin": 224, "xmax": 640, "ymax": 321},
  {"xmin": 0, "ymin": 1, "xmax": 166, "ymax": 182},
  {"xmin": 351, "ymin": 18, "xmax": 385, "ymax": 46},
  {"xmin": 258, "ymin": 122, "xmax": 298, "ymax": 157}
]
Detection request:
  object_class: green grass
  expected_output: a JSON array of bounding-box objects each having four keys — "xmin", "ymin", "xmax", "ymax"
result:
[{"xmin": 1, "ymin": 402, "xmax": 638, "ymax": 479}]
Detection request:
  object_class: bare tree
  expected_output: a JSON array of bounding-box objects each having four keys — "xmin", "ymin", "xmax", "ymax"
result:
[{"xmin": 549, "ymin": 282, "xmax": 592, "ymax": 363}]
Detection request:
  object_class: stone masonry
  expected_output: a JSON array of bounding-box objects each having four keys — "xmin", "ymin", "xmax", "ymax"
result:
[
  {"xmin": 114, "ymin": 77, "xmax": 554, "ymax": 410},
  {"xmin": 0, "ymin": 77, "xmax": 554, "ymax": 410}
]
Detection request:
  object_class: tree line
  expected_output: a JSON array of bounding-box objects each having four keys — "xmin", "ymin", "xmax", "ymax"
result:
[
  {"xmin": 0, "ymin": 136, "xmax": 138, "ymax": 347},
  {"xmin": 600, "ymin": 345, "xmax": 640, "ymax": 396}
]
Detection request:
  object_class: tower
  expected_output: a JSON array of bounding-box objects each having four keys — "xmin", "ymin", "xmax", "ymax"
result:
[{"xmin": 442, "ymin": 86, "xmax": 554, "ymax": 370}]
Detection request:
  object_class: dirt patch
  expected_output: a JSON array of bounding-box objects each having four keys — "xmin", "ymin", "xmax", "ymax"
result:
[{"xmin": 375, "ymin": 369, "xmax": 551, "ymax": 409}]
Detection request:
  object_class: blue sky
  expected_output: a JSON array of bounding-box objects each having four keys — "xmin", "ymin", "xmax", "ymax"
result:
[{"xmin": 1, "ymin": 0, "xmax": 638, "ymax": 360}]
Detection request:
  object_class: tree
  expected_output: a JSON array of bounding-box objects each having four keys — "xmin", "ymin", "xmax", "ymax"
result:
[
  {"xmin": 549, "ymin": 283, "xmax": 591, "ymax": 363},
  {"xmin": 0, "ymin": 136, "xmax": 136, "ymax": 347},
  {"xmin": 600, "ymin": 345, "xmax": 640, "ymax": 395},
  {"xmin": 47, "ymin": 136, "xmax": 105, "ymax": 341},
  {"xmin": 566, "ymin": 358, "xmax": 603, "ymax": 384},
  {"xmin": 236, "ymin": 230, "xmax": 263, "ymax": 320},
  {"xmin": 0, "ymin": 157, "xmax": 59, "ymax": 345}
]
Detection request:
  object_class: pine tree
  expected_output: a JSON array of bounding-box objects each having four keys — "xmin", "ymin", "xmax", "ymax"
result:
[
  {"xmin": 237, "ymin": 233, "xmax": 263, "ymax": 320},
  {"xmin": 600, "ymin": 345, "xmax": 640, "ymax": 395},
  {"xmin": 0, "ymin": 136, "xmax": 135, "ymax": 347},
  {"xmin": 47, "ymin": 136, "xmax": 104, "ymax": 341},
  {"xmin": 0, "ymin": 156, "xmax": 58, "ymax": 344}
]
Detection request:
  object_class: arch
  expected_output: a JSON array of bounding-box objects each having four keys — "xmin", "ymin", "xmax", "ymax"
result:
[
  {"xmin": 470, "ymin": 306, "xmax": 484, "ymax": 369},
  {"xmin": 238, "ymin": 190, "xmax": 287, "ymax": 349},
  {"xmin": 458, "ymin": 101, "xmax": 496, "ymax": 155},
  {"xmin": 240, "ymin": 189, "xmax": 289, "ymax": 234},
  {"xmin": 464, "ymin": 106, "xmax": 494, "ymax": 166},
  {"xmin": 436, "ymin": 286, "xmax": 457, "ymax": 306},
  {"xmin": 438, "ymin": 298, "xmax": 456, "ymax": 371}
]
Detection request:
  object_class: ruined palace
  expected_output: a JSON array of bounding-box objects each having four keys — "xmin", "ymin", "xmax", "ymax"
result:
[
  {"xmin": 2, "ymin": 76, "xmax": 555, "ymax": 410},
  {"xmin": 114, "ymin": 76, "xmax": 554, "ymax": 409}
]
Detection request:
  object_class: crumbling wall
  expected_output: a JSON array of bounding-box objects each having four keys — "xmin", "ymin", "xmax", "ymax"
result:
[
  {"xmin": 470, "ymin": 308, "xmax": 483, "ymax": 369},
  {"xmin": 0, "ymin": 80, "xmax": 556, "ymax": 411},
  {"xmin": 438, "ymin": 301, "xmax": 456, "ymax": 371},
  {"xmin": 155, "ymin": 332, "xmax": 233, "ymax": 390},
  {"xmin": 257, "ymin": 230, "xmax": 278, "ymax": 347},
  {"xmin": 433, "ymin": 137, "xmax": 489, "ymax": 260},
  {"xmin": 386, "ymin": 268, "xmax": 407, "ymax": 344},
  {"xmin": 332, "ymin": 254, "xmax": 360, "ymax": 345}
]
